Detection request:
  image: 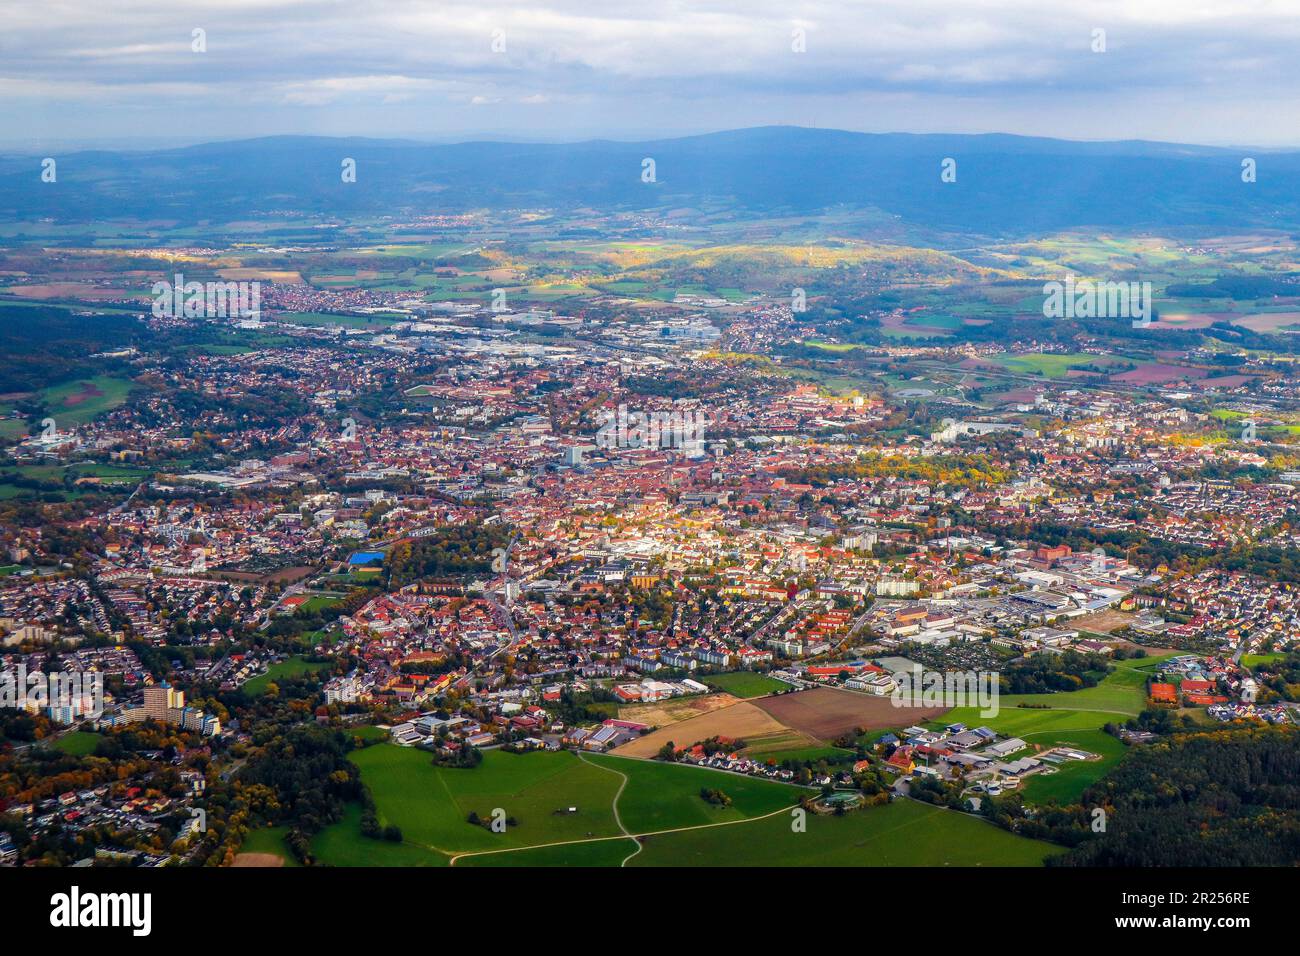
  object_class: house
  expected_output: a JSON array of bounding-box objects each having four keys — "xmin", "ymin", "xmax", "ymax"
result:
[{"xmin": 885, "ymin": 746, "xmax": 915, "ymax": 774}]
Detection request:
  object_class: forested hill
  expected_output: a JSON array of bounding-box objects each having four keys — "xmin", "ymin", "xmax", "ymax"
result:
[{"xmin": 4, "ymin": 127, "xmax": 1300, "ymax": 234}]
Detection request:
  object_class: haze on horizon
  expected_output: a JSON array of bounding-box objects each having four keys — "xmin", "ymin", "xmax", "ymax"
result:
[{"xmin": 3, "ymin": 0, "xmax": 1300, "ymax": 151}]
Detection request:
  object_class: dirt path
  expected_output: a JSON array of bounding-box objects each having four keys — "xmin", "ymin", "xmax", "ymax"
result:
[
  {"xmin": 446, "ymin": 802, "xmax": 798, "ymax": 867},
  {"xmin": 577, "ymin": 752, "xmax": 641, "ymax": 866}
]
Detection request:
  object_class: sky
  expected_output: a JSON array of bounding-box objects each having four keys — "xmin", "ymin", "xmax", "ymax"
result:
[{"xmin": 3, "ymin": 0, "xmax": 1300, "ymax": 150}]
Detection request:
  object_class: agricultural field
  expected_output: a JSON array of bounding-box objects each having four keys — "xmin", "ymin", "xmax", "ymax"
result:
[
  {"xmin": 743, "ymin": 744, "xmax": 855, "ymax": 764},
  {"xmin": 627, "ymin": 796, "xmax": 1059, "ymax": 867},
  {"xmin": 614, "ymin": 699, "xmax": 810, "ymax": 757},
  {"xmin": 312, "ymin": 745, "xmax": 801, "ymax": 867},
  {"xmin": 309, "ymin": 742, "xmax": 1055, "ymax": 867},
  {"xmin": 992, "ymin": 353, "xmax": 1125, "ymax": 380},
  {"xmin": 40, "ymin": 375, "xmax": 133, "ymax": 426},
  {"xmin": 755, "ymin": 686, "xmax": 949, "ymax": 740}
]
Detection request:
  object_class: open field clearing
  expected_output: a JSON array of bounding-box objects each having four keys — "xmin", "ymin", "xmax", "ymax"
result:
[
  {"xmin": 1, "ymin": 282, "xmax": 134, "ymax": 300},
  {"xmin": 744, "ymin": 743, "xmax": 855, "ymax": 763},
  {"xmin": 993, "ymin": 353, "xmax": 1118, "ymax": 379},
  {"xmin": 614, "ymin": 699, "xmax": 803, "ymax": 757},
  {"xmin": 1111, "ymin": 363, "xmax": 1207, "ymax": 385},
  {"xmin": 310, "ymin": 745, "xmax": 801, "ymax": 867},
  {"xmin": 241, "ymin": 656, "xmax": 331, "ymax": 696},
  {"xmin": 756, "ymin": 687, "xmax": 949, "ymax": 740},
  {"xmin": 311, "ymin": 803, "xmax": 447, "ymax": 866},
  {"xmin": 216, "ymin": 268, "xmax": 302, "ymax": 283},
  {"xmin": 702, "ymin": 671, "xmax": 792, "ymax": 699},
  {"xmin": 628, "ymin": 798, "xmax": 1059, "ymax": 867},
  {"xmin": 585, "ymin": 754, "xmax": 798, "ymax": 832},
  {"xmin": 41, "ymin": 375, "xmax": 132, "ymax": 425},
  {"xmin": 458, "ymin": 837, "xmax": 637, "ymax": 867},
  {"xmin": 1233, "ymin": 311, "xmax": 1300, "ymax": 332},
  {"xmin": 996, "ymin": 655, "xmax": 1175, "ymax": 717}
]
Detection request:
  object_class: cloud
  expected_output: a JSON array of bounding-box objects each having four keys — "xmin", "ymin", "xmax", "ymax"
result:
[{"xmin": 1, "ymin": 0, "xmax": 1298, "ymax": 145}]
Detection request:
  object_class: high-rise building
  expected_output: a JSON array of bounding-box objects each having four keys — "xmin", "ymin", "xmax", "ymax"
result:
[{"xmin": 143, "ymin": 683, "xmax": 183, "ymax": 720}]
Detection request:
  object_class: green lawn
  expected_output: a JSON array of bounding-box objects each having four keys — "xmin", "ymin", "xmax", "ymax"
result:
[
  {"xmin": 314, "ymin": 746, "xmax": 800, "ymax": 867},
  {"xmin": 993, "ymin": 353, "xmax": 1113, "ymax": 380},
  {"xmin": 931, "ymin": 701, "xmax": 1135, "ymax": 805},
  {"xmin": 329, "ymin": 746, "xmax": 624, "ymax": 862},
  {"xmin": 312, "ymin": 803, "xmax": 445, "ymax": 866},
  {"xmin": 745, "ymin": 744, "xmax": 855, "ymax": 764},
  {"xmin": 315, "ymin": 745, "xmax": 1060, "ymax": 866},
  {"xmin": 628, "ymin": 797, "xmax": 1059, "ymax": 867},
  {"xmin": 703, "ymin": 671, "xmax": 792, "ymax": 699},
  {"xmin": 458, "ymin": 836, "xmax": 637, "ymax": 867},
  {"xmin": 585, "ymin": 753, "xmax": 798, "ymax": 832},
  {"xmin": 995, "ymin": 656, "xmax": 1172, "ymax": 717},
  {"xmin": 296, "ymin": 595, "xmax": 341, "ymax": 613},
  {"xmin": 242, "ymin": 656, "xmax": 331, "ymax": 696},
  {"xmin": 52, "ymin": 731, "xmax": 100, "ymax": 756},
  {"xmin": 1016, "ymin": 730, "xmax": 1127, "ymax": 805}
]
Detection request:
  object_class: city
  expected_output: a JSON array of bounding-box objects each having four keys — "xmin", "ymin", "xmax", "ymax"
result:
[{"xmin": 0, "ymin": 0, "xmax": 1295, "ymax": 937}]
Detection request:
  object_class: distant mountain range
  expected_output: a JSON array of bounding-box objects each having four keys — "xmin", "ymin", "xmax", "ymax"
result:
[{"xmin": 3, "ymin": 126, "xmax": 1299, "ymax": 234}]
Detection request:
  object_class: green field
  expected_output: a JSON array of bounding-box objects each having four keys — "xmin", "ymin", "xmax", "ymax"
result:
[
  {"xmin": 238, "ymin": 826, "xmax": 300, "ymax": 866},
  {"xmin": 627, "ymin": 797, "xmax": 1060, "ymax": 867},
  {"xmin": 312, "ymin": 803, "xmax": 446, "ymax": 866},
  {"xmin": 309, "ymin": 744, "xmax": 1056, "ymax": 866},
  {"xmin": 585, "ymin": 753, "xmax": 797, "ymax": 832},
  {"xmin": 242, "ymin": 656, "xmax": 331, "ymax": 696},
  {"xmin": 312, "ymin": 745, "xmax": 801, "ymax": 866},
  {"xmin": 703, "ymin": 671, "xmax": 792, "ymax": 699},
  {"xmin": 745, "ymin": 744, "xmax": 855, "ymax": 764},
  {"xmin": 459, "ymin": 836, "xmax": 636, "ymax": 867},
  {"xmin": 995, "ymin": 656, "xmax": 1169, "ymax": 717},
  {"xmin": 992, "ymin": 353, "xmax": 1121, "ymax": 380},
  {"xmin": 52, "ymin": 731, "xmax": 100, "ymax": 756},
  {"xmin": 40, "ymin": 375, "xmax": 133, "ymax": 426},
  {"xmin": 295, "ymin": 594, "xmax": 341, "ymax": 613}
]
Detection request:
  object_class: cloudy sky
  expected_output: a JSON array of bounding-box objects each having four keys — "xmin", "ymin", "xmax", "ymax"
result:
[{"xmin": 3, "ymin": 0, "xmax": 1300, "ymax": 149}]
